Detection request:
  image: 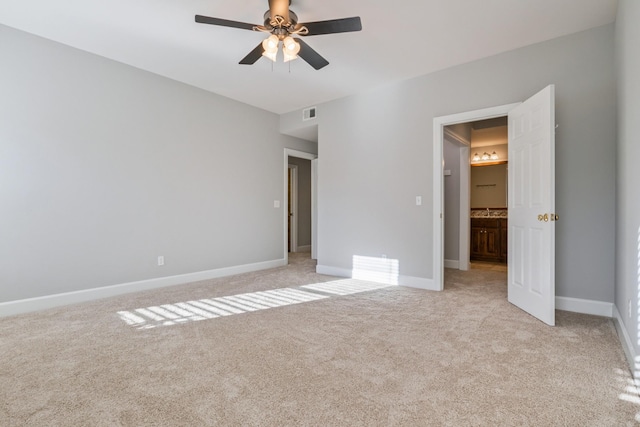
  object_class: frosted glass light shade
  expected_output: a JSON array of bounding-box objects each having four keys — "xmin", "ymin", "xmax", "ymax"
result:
[
  {"xmin": 261, "ymin": 35, "xmax": 279, "ymax": 62},
  {"xmin": 282, "ymin": 36, "xmax": 300, "ymax": 62}
]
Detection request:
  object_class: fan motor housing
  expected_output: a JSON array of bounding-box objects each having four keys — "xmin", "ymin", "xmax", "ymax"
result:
[{"xmin": 263, "ymin": 10, "xmax": 298, "ymax": 29}]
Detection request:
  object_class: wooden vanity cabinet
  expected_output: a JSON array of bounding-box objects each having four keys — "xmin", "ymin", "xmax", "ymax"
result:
[
  {"xmin": 471, "ymin": 218, "xmax": 507, "ymax": 263},
  {"xmin": 500, "ymin": 224, "xmax": 508, "ymax": 261}
]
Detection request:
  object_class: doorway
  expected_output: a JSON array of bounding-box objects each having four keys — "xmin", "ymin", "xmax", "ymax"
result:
[
  {"xmin": 284, "ymin": 149, "xmax": 318, "ymax": 263},
  {"xmin": 433, "ymin": 85, "xmax": 557, "ymax": 326},
  {"xmin": 434, "ymin": 103, "xmax": 518, "ymax": 291},
  {"xmin": 443, "ymin": 117, "xmax": 509, "ymax": 275}
]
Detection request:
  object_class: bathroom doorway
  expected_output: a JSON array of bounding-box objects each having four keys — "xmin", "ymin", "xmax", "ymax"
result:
[{"xmin": 443, "ymin": 117, "xmax": 509, "ymax": 273}]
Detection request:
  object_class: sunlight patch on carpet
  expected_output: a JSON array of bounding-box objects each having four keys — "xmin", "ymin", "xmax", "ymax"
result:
[
  {"xmin": 117, "ymin": 288, "xmax": 327, "ymax": 330},
  {"xmin": 615, "ymin": 364, "xmax": 640, "ymax": 422},
  {"xmin": 117, "ymin": 279, "xmax": 395, "ymax": 330},
  {"xmin": 301, "ymin": 279, "xmax": 395, "ymax": 296}
]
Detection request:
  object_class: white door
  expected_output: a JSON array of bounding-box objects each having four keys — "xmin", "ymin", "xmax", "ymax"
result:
[{"xmin": 508, "ymin": 85, "xmax": 556, "ymax": 326}]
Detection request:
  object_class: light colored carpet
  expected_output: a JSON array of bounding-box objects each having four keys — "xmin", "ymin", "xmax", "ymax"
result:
[{"xmin": 1, "ymin": 253, "xmax": 638, "ymax": 426}]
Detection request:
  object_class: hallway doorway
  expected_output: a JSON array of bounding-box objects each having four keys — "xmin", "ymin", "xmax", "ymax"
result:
[{"xmin": 284, "ymin": 149, "xmax": 317, "ymax": 263}]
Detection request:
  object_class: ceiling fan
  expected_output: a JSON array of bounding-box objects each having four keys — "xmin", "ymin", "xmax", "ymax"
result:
[{"xmin": 195, "ymin": 0, "xmax": 362, "ymax": 70}]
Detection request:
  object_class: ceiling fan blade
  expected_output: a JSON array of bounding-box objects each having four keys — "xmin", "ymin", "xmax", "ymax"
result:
[
  {"xmin": 296, "ymin": 39, "xmax": 329, "ymax": 70},
  {"xmin": 239, "ymin": 43, "xmax": 265, "ymax": 65},
  {"xmin": 298, "ymin": 17, "xmax": 362, "ymax": 36},
  {"xmin": 195, "ymin": 15, "xmax": 257, "ymax": 31}
]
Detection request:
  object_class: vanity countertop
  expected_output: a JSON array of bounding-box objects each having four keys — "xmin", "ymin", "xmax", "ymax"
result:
[{"xmin": 470, "ymin": 208, "xmax": 508, "ymax": 218}]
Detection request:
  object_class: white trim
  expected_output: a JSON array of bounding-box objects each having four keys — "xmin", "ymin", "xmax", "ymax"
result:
[
  {"xmin": 399, "ymin": 275, "xmax": 438, "ymax": 290},
  {"xmin": 459, "ymin": 146, "xmax": 470, "ymax": 271},
  {"xmin": 443, "ymin": 128, "xmax": 470, "ymax": 146},
  {"xmin": 0, "ymin": 258, "xmax": 287, "ymax": 317},
  {"xmin": 433, "ymin": 103, "xmax": 520, "ymax": 292},
  {"xmin": 553, "ymin": 297, "xmax": 636, "ymax": 376},
  {"xmin": 284, "ymin": 149, "xmax": 317, "ymax": 264},
  {"xmin": 316, "ymin": 264, "xmax": 436, "ymax": 290},
  {"xmin": 444, "ymin": 259, "xmax": 460, "ymax": 269},
  {"xmin": 613, "ymin": 305, "xmax": 638, "ymax": 378},
  {"xmin": 311, "ymin": 159, "xmax": 318, "ymax": 260},
  {"xmin": 316, "ymin": 264, "xmax": 350, "ymax": 277},
  {"xmin": 555, "ymin": 296, "xmax": 613, "ymax": 317},
  {"xmin": 288, "ymin": 164, "xmax": 298, "ymax": 253}
]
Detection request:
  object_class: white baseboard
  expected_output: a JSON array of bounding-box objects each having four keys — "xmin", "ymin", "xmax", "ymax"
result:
[
  {"xmin": 295, "ymin": 245, "xmax": 311, "ymax": 253},
  {"xmin": 316, "ymin": 264, "xmax": 350, "ymax": 277},
  {"xmin": 613, "ymin": 305, "xmax": 638, "ymax": 378},
  {"xmin": 555, "ymin": 296, "xmax": 613, "ymax": 317},
  {"xmin": 0, "ymin": 258, "xmax": 287, "ymax": 318},
  {"xmin": 316, "ymin": 265, "xmax": 437, "ymax": 291},
  {"xmin": 399, "ymin": 275, "xmax": 438, "ymax": 290},
  {"xmin": 555, "ymin": 296, "xmax": 640, "ymax": 375},
  {"xmin": 315, "ymin": 269, "xmax": 617, "ymax": 314},
  {"xmin": 444, "ymin": 259, "xmax": 460, "ymax": 269}
]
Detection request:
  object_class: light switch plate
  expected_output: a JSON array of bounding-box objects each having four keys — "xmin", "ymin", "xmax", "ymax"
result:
[
  {"xmin": 274, "ymin": 200, "xmax": 280, "ymax": 208},
  {"xmin": 416, "ymin": 196, "xmax": 422, "ymax": 206}
]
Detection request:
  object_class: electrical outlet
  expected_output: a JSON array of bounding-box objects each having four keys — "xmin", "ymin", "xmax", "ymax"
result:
[
  {"xmin": 381, "ymin": 254, "xmax": 387, "ymax": 259},
  {"xmin": 158, "ymin": 256, "xmax": 165, "ymax": 266}
]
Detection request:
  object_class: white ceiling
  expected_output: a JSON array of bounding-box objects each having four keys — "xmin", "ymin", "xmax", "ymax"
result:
[{"xmin": 0, "ymin": 0, "xmax": 617, "ymax": 114}]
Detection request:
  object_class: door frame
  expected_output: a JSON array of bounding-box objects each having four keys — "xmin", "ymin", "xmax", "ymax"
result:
[
  {"xmin": 288, "ymin": 164, "xmax": 298, "ymax": 253},
  {"xmin": 284, "ymin": 149, "xmax": 318, "ymax": 263},
  {"xmin": 433, "ymin": 103, "xmax": 520, "ymax": 291},
  {"xmin": 443, "ymin": 127, "xmax": 471, "ymax": 271}
]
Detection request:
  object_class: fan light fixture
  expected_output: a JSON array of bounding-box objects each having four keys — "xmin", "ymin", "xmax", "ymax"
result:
[
  {"xmin": 261, "ymin": 34, "xmax": 279, "ymax": 61},
  {"xmin": 283, "ymin": 36, "xmax": 301, "ymax": 62},
  {"xmin": 261, "ymin": 35, "xmax": 300, "ymax": 63},
  {"xmin": 194, "ymin": 1, "xmax": 363, "ymax": 70}
]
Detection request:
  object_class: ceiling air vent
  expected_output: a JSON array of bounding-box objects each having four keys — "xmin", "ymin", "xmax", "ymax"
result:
[{"xmin": 303, "ymin": 107, "xmax": 317, "ymax": 121}]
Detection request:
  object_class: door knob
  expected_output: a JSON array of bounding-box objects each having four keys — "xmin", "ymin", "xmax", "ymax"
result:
[
  {"xmin": 537, "ymin": 213, "xmax": 549, "ymax": 222},
  {"xmin": 537, "ymin": 213, "xmax": 558, "ymax": 222}
]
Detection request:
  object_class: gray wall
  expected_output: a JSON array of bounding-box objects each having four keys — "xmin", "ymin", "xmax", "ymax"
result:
[
  {"xmin": 0, "ymin": 24, "xmax": 316, "ymax": 303},
  {"xmin": 287, "ymin": 157, "xmax": 312, "ymax": 248},
  {"xmin": 615, "ymin": 0, "xmax": 640, "ymax": 356},
  {"xmin": 443, "ymin": 139, "xmax": 461, "ymax": 262},
  {"xmin": 317, "ymin": 24, "xmax": 616, "ymax": 301}
]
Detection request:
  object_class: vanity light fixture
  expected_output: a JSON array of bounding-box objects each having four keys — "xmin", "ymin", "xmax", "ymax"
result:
[{"xmin": 472, "ymin": 151, "xmax": 500, "ymax": 163}]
